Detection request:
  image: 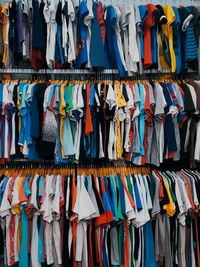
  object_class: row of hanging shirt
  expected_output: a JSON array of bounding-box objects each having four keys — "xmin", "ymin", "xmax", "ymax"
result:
[
  {"xmin": 0, "ymin": 168, "xmax": 199, "ymax": 267},
  {"xmin": 1, "ymin": 78, "xmax": 200, "ymax": 167},
  {"xmin": 0, "ymin": 0, "xmax": 200, "ymax": 75}
]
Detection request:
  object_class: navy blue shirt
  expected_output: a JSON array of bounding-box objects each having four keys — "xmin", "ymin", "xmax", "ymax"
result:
[{"xmin": 77, "ymin": 0, "xmax": 89, "ymax": 68}]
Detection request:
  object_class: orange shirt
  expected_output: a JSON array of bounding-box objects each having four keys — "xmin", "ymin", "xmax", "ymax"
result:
[
  {"xmin": 85, "ymin": 83, "xmax": 93, "ymax": 135},
  {"xmin": 144, "ymin": 4, "xmax": 158, "ymax": 68}
]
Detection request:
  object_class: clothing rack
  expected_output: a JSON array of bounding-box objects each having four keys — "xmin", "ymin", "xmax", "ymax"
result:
[{"xmin": 0, "ymin": 1, "xmax": 200, "ymax": 267}]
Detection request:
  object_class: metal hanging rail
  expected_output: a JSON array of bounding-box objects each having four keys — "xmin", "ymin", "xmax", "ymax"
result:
[
  {"xmin": 0, "ymin": 68, "xmax": 198, "ymax": 75},
  {"xmin": 0, "ymin": 68, "xmax": 118, "ymax": 74}
]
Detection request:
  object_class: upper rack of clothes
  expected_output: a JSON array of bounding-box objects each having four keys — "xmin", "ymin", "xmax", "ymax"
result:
[
  {"xmin": 0, "ymin": 165, "xmax": 199, "ymax": 267},
  {"xmin": 1, "ymin": 77, "xmax": 200, "ymax": 167},
  {"xmin": 1, "ymin": 0, "xmax": 200, "ymax": 75}
]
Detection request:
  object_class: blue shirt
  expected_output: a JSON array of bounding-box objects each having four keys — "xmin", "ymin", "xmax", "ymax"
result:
[
  {"xmin": 77, "ymin": 0, "xmax": 89, "ymax": 68},
  {"xmin": 109, "ymin": 175, "xmax": 118, "ymax": 221},
  {"xmin": 132, "ymin": 174, "xmax": 143, "ymax": 211},
  {"xmin": 138, "ymin": 83, "xmax": 145, "ymax": 156},
  {"xmin": 103, "ymin": 177, "xmax": 115, "ymax": 218},
  {"xmin": 24, "ymin": 175, "xmax": 31, "ymax": 197},
  {"xmin": 18, "ymin": 83, "xmax": 28, "ymax": 146},
  {"xmin": 138, "ymin": 5, "xmax": 148, "ymax": 60},
  {"xmin": 105, "ymin": 5, "xmax": 127, "ymax": 77},
  {"xmin": 151, "ymin": 9, "xmax": 160, "ymax": 65},
  {"xmin": 172, "ymin": 7, "xmax": 182, "ymax": 73},
  {"xmin": 90, "ymin": 2, "xmax": 105, "ymax": 69},
  {"xmin": 56, "ymin": 25, "xmax": 65, "ymax": 65},
  {"xmin": 19, "ymin": 207, "xmax": 29, "ymax": 267},
  {"xmin": 0, "ymin": 177, "xmax": 9, "ymax": 205},
  {"xmin": 144, "ymin": 222, "xmax": 156, "ymax": 267},
  {"xmin": 184, "ymin": 7, "xmax": 198, "ymax": 70},
  {"xmin": 0, "ymin": 84, "xmax": 3, "ymax": 113}
]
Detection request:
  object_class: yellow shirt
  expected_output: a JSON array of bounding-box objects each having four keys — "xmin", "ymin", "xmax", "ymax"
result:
[
  {"xmin": 115, "ymin": 82, "xmax": 126, "ymax": 159},
  {"xmin": 1, "ymin": 4, "xmax": 9, "ymax": 67},
  {"xmin": 59, "ymin": 83, "xmax": 67, "ymax": 158},
  {"xmin": 115, "ymin": 81, "xmax": 126, "ymax": 108},
  {"xmin": 162, "ymin": 175, "xmax": 176, "ymax": 216},
  {"xmin": 159, "ymin": 34, "xmax": 170, "ymax": 70},
  {"xmin": 161, "ymin": 5, "xmax": 176, "ymax": 72}
]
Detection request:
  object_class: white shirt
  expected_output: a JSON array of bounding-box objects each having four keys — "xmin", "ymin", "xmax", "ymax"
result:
[
  {"xmin": 51, "ymin": 175, "xmax": 62, "ymax": 218},
  {"xmin": 43, "ymin": 85, "xmax": 52, "ymax": 112},
  {"xmin": 176, "ymin": 173, "xmax": 192, "ymax": 215},
  {"xmin": 11, "ymin": 176, "xmax": 20, "ymax": 212},
  {"xmin": 43, "ymin": 2, "xmax": 57, "ymax": 68},
  {"xmin": 62, "ymin": 0, "xmax": 68, "ymax": 59},
  {"xmin": 30, "ymin": 174, "xmax": 40, "ymax": 211},
  {"xmin": 84, "ymin": 0, "xmax": 94, "ymax": 68},
  {"xmin": 106, "ymin": 84, "xmax": 117, "ymax": 110},
  {"xmin": 42, "ymin": 175, "xmax": 54, "ymax": 223},
  {"xmin": 124, "ymin": 5, "xmax": 139, "ymax": 75},
  {"xmin": 67, "ymin": 0, "xmax": 76, "ymax": 63},
  {"xmin": 123, "ymin": 178, "xmax": 135, "ymax": 220},
  {"xmin": 134, "ymin": 174, "xmax": 150, "ymax": 227},
  {"xmin": 113, "ymin": 6, "xmax": 127, "ymax": 72},
  {"xmin": 73, "ymin": 175, "xmax": 96, "ymax": 221},
  {"xmin": 65, "ymin": 176, "xmax": 71, "ymax": 219}
]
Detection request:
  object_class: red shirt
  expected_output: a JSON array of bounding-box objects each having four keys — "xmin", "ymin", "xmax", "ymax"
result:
[{"xmin": 143, "ymin": 4, "xmax": 158, "ymax": 68}]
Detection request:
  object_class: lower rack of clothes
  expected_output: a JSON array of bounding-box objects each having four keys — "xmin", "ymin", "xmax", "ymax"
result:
[{"xmin": 0, "ymin": 166, "xmax": 199, "ymax": 267}]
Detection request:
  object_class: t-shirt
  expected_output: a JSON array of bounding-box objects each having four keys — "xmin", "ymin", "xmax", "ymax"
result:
[
  {"xmin": 138, "ymin": 5, "xmax": 148, "ymax": 61},
  {"xmin": 76, "ymin": 0, "xmax": 89, "ymax": 68},
  {"xmin": 90, "ymin": 1, "xmax": 105, "ymax": 69},
  {"xmin": 172, "ymin": 6, "xmax": 182, "ymax": 73},
  {"xmin": 143, "ymin": 4, "xmax": 158, "ymax": 68},
  {"xmin": 162, "ymin": 5, "xmax": 176, "ymax": 72}
]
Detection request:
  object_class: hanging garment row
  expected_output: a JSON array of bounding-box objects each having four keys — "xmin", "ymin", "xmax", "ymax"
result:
[
  {"xmin": 1, "ymin": 78, "xmax": 200, "ymax": 167},
  {"xmin": 0, "ymin": 0, "xmax": 200, "ymax": 75},
  {"xmin": 0, "ymin": 167, "xmax": 199, "ymax": 267}
]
